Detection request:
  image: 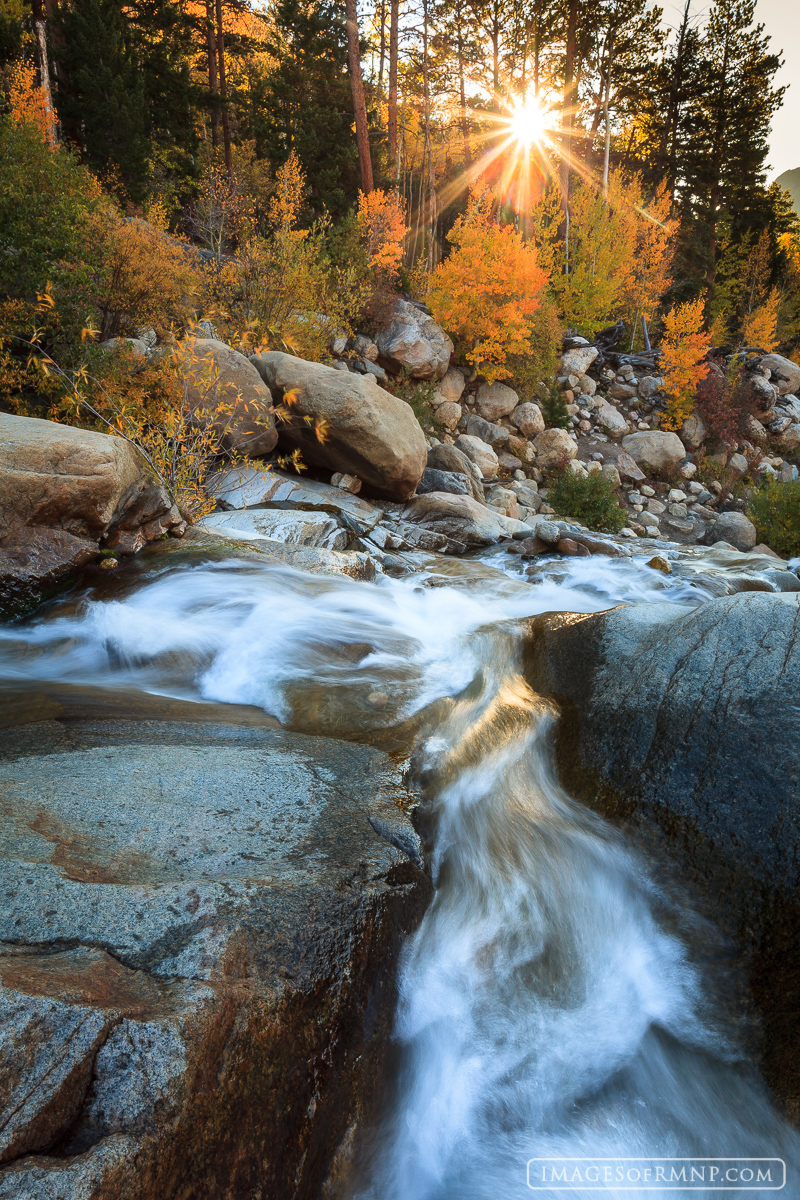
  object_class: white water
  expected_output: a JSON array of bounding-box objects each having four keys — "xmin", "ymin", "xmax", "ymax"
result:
[{"xmin": 1, "ymin": 551, "xmax": 797, "ymax": 1197}]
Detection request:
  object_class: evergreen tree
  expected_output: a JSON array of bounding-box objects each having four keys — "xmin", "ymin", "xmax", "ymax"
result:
[{"xmin": 244, "ymin": 0, "xmax": 360, "ymax": 218}]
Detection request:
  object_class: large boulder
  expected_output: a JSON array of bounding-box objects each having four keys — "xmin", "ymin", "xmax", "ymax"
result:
[
  {"xmin": 375, "ymin": 300, "xmax": 453, "ymax": 381},
  {"xmin": 401, "ymin": 491, "xmax": 530, "ymax": 546},
  {"xmin": 425, "ymin": 445, "xmax": 485, "ymax": 503},
  {"xmin": 185, "ymin": 339, "xmax": 278, "ymax": 457},
  {"xmin": 760, "ymin": 353, "xmax": 800, "ymax": 396},
  {"xmin": 0, "ymin": 413, "xmax": 184, "ymax": 616},
  {"xmin": 0, "ymin": 705, "xmax": 430, "ymax": 1199},
  {"xmin": 198, "ymin": 507, "xmax": 350, "ymax": 550},
  {"xmin": 621, "ymin": 430, "xmax": 685, "ymax": 475},
  {"xmin": 474, "ymin": 381, "xmax": 518, "ymax": 422},
  {"xmin": 707, "ymin": 511, "xmax": 757, "ymax": 551},
  {"xmin": 453, "ymin": 434, "xmax": 499, "ymax": 480},
  {"xmin": 681, "ymin": 412, "xmax": 708, "ymax": 449},
  {"xmin": 559, "ymin": 346, "xmax": 598, "ymax": 376},
  {"xmin": 595, "ymin": 401, "xmax": 629, "ymax": 438},
  {"xmin": 510, "ymin": 403, "xmax": 545, "ymax": 438},
  {"xmin": 465, "ymin": 414, "xmax": 509, "ymax": 447},
  {"xmin": 250, "ymin": 352, "xmax": 427, "ymax": 500},
  {"xmin": 533, "ymin": 428, "xmax": 578, "ymax": 473},
  {"xmin": 522, "ymin": 592, "xmax": 800, "ymax": 1113},
  {"xmin": 432, "ymin": 367, "xmax": 465, "ymax": 405}
]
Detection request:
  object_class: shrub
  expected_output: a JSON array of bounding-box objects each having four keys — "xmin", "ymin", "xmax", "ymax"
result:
[
  {"xmin": 694, "ymin": 360, "xmax": 759, "ymax": 445},
  {"xmin": 548, "ymin": 469, "xmax": 627, "ymax": 532},
  {"xmin": 660, "ymin": 297, "xmax": 710, "ymax": 430},
  {"xmin": 538, "ymin": 383, "xmax": 571, "ymax": 429},
  {"xmin": 747, "ymin": 477, "xmax": 800, "ymax": 558},
  {"xmin": 427, "ymin": 188, "xmax": 548, "ymax": 382}
]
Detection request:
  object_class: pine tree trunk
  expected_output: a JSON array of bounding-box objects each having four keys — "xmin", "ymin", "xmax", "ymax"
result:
[
  {"xmin": 388, "ymin": 0, "xmax": 399, "ymax": 167},
  {"xmin": 206, "ymin": 0, "xmax": 220, "ymax": 150},
  {"xmin": 345, "ymin": 0, "xmax": 374, "ymax": 193},
  {"xmin": 422, "ymin": 0, "xmax": 437, "ymax": 269},
  {"xmin": 31, "ymin": 0, "xmax": 57, "ymax": 145},
  {"xmin": 560, "ymin": 0, "xmax": 577, "ymax": 251},
  {"xmin": 457, "ymin": 25, "xmax": 471, "ymax": 168},
  {"xmin": 378, "ymin": 0, "xmax": 386, "ymax": 93},
  {"xmin": 215, "ymin": 0, "xmax": 233, "ymax": 174}
]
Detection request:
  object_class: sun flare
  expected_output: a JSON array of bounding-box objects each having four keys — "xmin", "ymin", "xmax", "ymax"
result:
[{"xmin": 507, "ymin": 99, "xmax": 549, "ymax": 149}]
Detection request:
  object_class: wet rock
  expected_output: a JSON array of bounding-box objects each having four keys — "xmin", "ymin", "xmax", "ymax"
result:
[
  {"xmin": 557, "ymin": 537, "xmax": 590, "ymax": 556},
  {"xmin": 401, "ymin": 492, "xmax": 530, "ymax": 546},
  {"xmin": 523, "ymin": 592, "xmax": 800, "ymax": 1114},
  {"xmin": 475, "ymin": 381, "xmax": 519, "ymax": 422},
  {"xmin": 375, "ymin": 299, "xmax": 453, "ymax": 380},
  {"xmin": 621, "ymin": 431, "xmax": 685, "ymax": 475},
  {"xmin": 187, "ymin": 339, "xmax": 279, "ymax": 458},
  {"xmin": 0, "ymin": 714, "xmax": 430, "ymax": 1199},
  {"xmin": 647, "ymin": 556, "xmax": 671, "ymax": 573},
  {"xmin": 250, "ymin": 352, "xmax": 427, "ymax": 500},
  {"xmin": 206, "ymin": 465, "xmax": 384, "ymax": 531},
  {"xmin": 198, "ymin": 507, "xmax": 350, "ymax": 550},
  {"xmin": 0, "ymin": 414, "xmax": 184, "ymax": 617},
  {"xmin": 331, "ymin": 472, "xmax": 362, "ymax": 494}
]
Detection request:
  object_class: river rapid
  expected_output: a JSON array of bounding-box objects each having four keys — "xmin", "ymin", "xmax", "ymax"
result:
[{"xmin": 1, "ymin": 543, "xmax": 798, "ymax": 1199}]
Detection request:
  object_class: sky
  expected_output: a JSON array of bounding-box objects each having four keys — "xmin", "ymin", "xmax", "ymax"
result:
[
  {"xmin": 661, "ymin": 0, "xmax": 799, "ymax": 180},
  {"xmin": 757, "ymin": 0, "xmax": 800, "ymax": 179}
]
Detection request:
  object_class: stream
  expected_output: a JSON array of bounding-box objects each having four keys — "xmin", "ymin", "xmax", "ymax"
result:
[{"xmin": 1, "ymin": 542, "xmax": 798, "ymax": 1197}]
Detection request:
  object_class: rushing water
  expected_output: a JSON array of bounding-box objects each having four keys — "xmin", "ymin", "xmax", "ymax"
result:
[{"xmin": 1, "ymin": 546, "xmax": 798, "ymax": 1197}]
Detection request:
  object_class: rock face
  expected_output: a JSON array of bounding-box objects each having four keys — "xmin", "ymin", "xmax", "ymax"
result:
[
  {"xmin": 250, "ymin": 352, "xmax": 427, "ymax": 500},
  {"xmin": 0, "ymin": 708, "xmax": 430, "ymax": 1199},
  {"xmin": 0, "ymin": 414, "xmax": 184, "ymax": 616},
  {"xmin": 187, "ymin": 339, "xmax": 278, "ymax": 458},
  {"xmin": 375, "ymin": 300, "xmax": 453, "ymax": 380},
  {"xmin": 621, "ymin": 430, "xmax": 685, "ymax": 475},
  {"xmin": 523, "ymin": 593, "xmax": 800, "ymax": 1114},
  {"xmin": 401, "ymin": 492, "xmax": 530, "ymax": 546},
  {"xmin": 533, "ymin": 428, "xmax": 578, "ymax": 472}
]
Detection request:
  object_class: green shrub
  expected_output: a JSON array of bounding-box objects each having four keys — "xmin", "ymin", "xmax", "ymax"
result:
[
  {"xmin": 538, "ymin": 382, "xmax": 571, "ymax": 430},
  {"xmin": 747, "ymin": 477, "xmax": 800, "ymax": 558},
  {"xmin": 548, "ymin": 469, "xmax": 627, "ymax": 532}
]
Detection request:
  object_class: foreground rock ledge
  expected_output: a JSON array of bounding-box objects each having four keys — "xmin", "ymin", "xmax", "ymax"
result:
[
  {"xmin": 522, "ymin": 592, "xmax": 800, "ymax": 1117},
  {"xmin": 0, "ymin": 712, "xmax": 430, "ymax": 1199}
]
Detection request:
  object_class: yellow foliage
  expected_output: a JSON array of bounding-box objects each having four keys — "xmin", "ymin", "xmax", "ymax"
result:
[
  {"xmin": 428, "ymin": 189, "xmax": 548, "ymax": 381},
  {"xmin": 186, "ymin": 161, "xmax": 255, "ymax": 260},
  {"xmin": 740, "ymin": 287, "xmax": 780, "ymax": 351},
  {"xmin": 620, "ymin": 180, "xmax": 678, "ymax": 337},
  {"xmin": 268, "ymin": 151, "xmax": 305, "ymax": 233},
  {"xmin": 6, "ymin": 60, "xmax": 56, "ymax": 146},
  {"xmin": 660, "ymin": 298, "xmax": 710, "ymax": 430},
  {"xmin": 356, "ymin": 188, "xmax": 406, "ymax": 281},
  {"xmin": 94, "ymin": 214, "xmax": 201, "ymax": 341}
]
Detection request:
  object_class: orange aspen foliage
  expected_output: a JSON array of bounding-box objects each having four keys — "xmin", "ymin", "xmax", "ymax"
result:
[
  {"xmin": 356, "ymin": 188, "xmax": 406, "ymax": 280},
  {"xmin": 268, "ymin": 151, "xmax": 306, "ymax": 232},
  {"xmin": 660, "ymin": 297, "xmax": 711, "ymax": 430},
  {"xmin": 427, "ymin": 189, "xmax": 548, "ymax": 381},
  {"xmin": 7, "ymin": 60, "xmax": 57, "ymax": 146}
]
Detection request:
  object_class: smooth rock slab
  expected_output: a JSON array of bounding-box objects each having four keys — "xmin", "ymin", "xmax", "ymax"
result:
[
  {"xmin": 199, "ymin": 507, "xmax": 350, "ymax": 550},
  {"xmin": 0, "ymin": 717, "xmax": 430, "ymax": 1200}
]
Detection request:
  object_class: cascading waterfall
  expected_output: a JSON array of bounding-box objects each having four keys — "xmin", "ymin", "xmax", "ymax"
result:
[{"xmin": 1, "ymin": 550, "xmax": 798, "ymax": 1197}]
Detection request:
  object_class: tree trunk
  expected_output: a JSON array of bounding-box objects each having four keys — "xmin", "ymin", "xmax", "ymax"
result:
[
  {"xmin": 345, "ymin": 0, "xmax": 374, "ymax": 192},
  {"xmin": 457, "ymin": 23, "xmax": 471, "ymax": 169},
  {"xmin": 602, "ymin": 38, "xmax": 612, "ymax": 197},
  {"xmin": 705, "ymin": 27, "xmax": 731, "ymax": 316},
  {"xmin": 388, "ymin": 0, "xmax": 399, "ymax": 166},
  {"xmin": 31, "ymin": 0, "xmax": 56, "ymax": 145},
  {"xmin": 422, "ymin": 0, "xmax": 437, "ymax": 269},
  {"xmin": 378, "ymin": 0, "xmax": 387, "ymax": 93},
  {"xmin": 206, "ymin": 0, "xmax": 220, "ymax": 150},
  {"xmin": 215, "ymin": 0, "xmax": 233, "ymax": 174},
  {"xmin": 560, "ymin": 0, "xmax": 578, "ymax": 246}
]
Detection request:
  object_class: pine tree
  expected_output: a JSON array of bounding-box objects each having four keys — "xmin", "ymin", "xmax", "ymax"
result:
[{"xmin": 245, "ymin": 0, "xmax": 360, "ymax": 217}]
